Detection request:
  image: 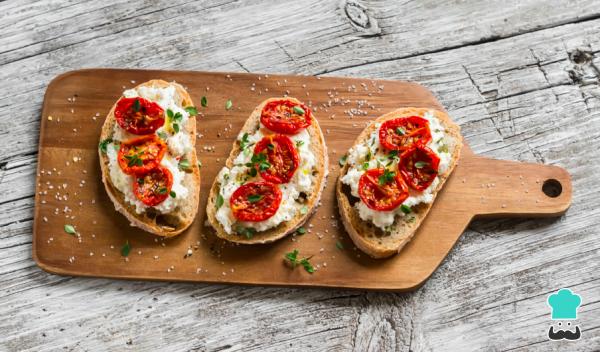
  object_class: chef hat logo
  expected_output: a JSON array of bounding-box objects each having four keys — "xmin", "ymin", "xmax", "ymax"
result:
[{"xmin": 547, "ymin": 288, "xmax": 582, "ymax": 320}]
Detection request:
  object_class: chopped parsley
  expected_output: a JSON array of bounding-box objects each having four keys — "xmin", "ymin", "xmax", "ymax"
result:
[
  {"xmin": 178, "ymin": 159, "xmax": 191, "ymax": 171},
  {"xmin": 184, "ymin": 106, "xmax": 198, "ymax": 116},
  {"xmin": 158, "ymin": 187, "xmax": 167, "ymax": 195},
  {"xmin": 247, "ymin": 194, "xmax": 263, "ymax": 203},
  {"xmin": 157, "ymin": 131, "xmax": 167, "ymax": 140},
  {"xmin": 292, "ymin": 106, "xmax": 305, "ymax": 115},
  {"xmin": 414, "ymin": 161, "xmax": 429, "ymax": 169},
  {"xmin": 215, "ymin": 194, "xmax": 224, "ymax": 209},
  {"xmin": 225, "ymin": 99, "xmax": 233, "ymax": 110},
  {"xmin": 169, "ymin": 190, "xmax": 176, "ymax": 198},
  {"xmin": 201, "ymin": 96, "xmax": 208, "ymax": 107},
  {"xmin": 400, "ymin": 204, "xmax": 411, "ymax": 214},
  {"xmin": 173, "ymin": 123, "xmax": 180, "ymax": 133},
  {"xmin": 296, "ymin": 140, "xmax": 304, "ymax": 148},
  {"xmin": 121, "ymin": 240, "xmax": 131, "ymax": 257},
  {"xmin": 296, "ymin": 227, "xmax": 306, "ymax": 235},
  {"xmin": 378, "ymin": 169, "xmax": 396, "ymax": 185},
  {"xmin": 362, "ymin": 162, "xmax": 369, "ymax": 171},
  {"xmin": 246, "ymin": 153, "xmax": 270, "ymax": 176},
  {"xmin": 133, "ymin": 99, "xmax": 141, "ymax": 112},
  {"xmin": 98, "ymin": 138, "xmax": 113, "ymax": 154},
  {"xmin": 124, "ymin": 151, "xmax": 144, "ymax": 167},
  {"xmin": 240, "ymin": 133, "xmax": 252, "ymax": 150},
  {"xmin": 64, "ymin": 224, "xmax": 76, "ymax": 235},
  {"xmin": 235, "ymin": 225, "xmax": 256, "ymax": 239}
]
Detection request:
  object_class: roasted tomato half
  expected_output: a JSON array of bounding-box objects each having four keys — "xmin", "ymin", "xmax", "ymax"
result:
[
  {"xmin": 399, "ymin": 145, "xmax": 440, "ymax": 191},
  {"xmin": 230, "ymin": 181, "xmax": 282, "ymax": 222},
  {"xmin": 114, "ymin": 97, "xmax": 165, "ymax": 135},
  {"xmin": 358, "ymin": 168, "xmax": 409, "ymax": 211},
  {"xmin": 253, "ymin": 134, "xmax": 299, "ymax": 184},
  {"xmin": 117, "ymin": 135, "xmax": 167, "ymax": 175},
  {"xmin": 260, "ymin": 99, "xmax": 312, "ymax": 134},
  {"xmin": 133, "ymin": 166, "xmax": 174, "ymax": 207},
  {"xmin": 378, "ymin": 116, "xmax": 432, "ymax": 151}
]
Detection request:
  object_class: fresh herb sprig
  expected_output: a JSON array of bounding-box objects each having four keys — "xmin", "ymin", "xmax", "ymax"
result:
[
  {"xmin": 284, "ymin": 249, "xmax": 315, "ymax": 273},
  {"xmin": 378, "ymin": 169, "xmax": 396, "ymax": 185}
]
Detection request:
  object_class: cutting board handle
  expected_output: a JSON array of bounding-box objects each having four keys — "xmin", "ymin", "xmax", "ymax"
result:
[{"xmin": 456, "ymin": 155, "xmax": 572, "ymax": 218}]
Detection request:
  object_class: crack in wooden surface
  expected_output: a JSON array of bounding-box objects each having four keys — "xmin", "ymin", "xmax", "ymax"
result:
[{"xmin": 1, "ymin": 0, "xmax": 600, "ymax": 351}]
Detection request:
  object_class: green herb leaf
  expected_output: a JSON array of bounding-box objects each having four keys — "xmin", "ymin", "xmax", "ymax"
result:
[
  {"xmin": 121, "ymin": 240, "xmax": 131, "ymax": 257},
  {"xmin": 292, "ymin": 106, "xmax": 305, "ymax": 115},
  {"xmin": 267, "ymin": 143, "xmax": 275, "ymax": 151},
  {"xmin": 395, "ymin": 127, "xmax": 405, "ymax": 135},
  {"xmin": 173, "ymin": 123, "xmax": 180, "ymax": 133},
  {"xmin": 300, "ymin": 258, "xmax": 315, "ymax": 273},
  {"xmin": 167, "ymin": 109, "xmax": 174, "ymax": 119},
  {"xmin": 378, "ymin": 169, "xmax": 396, "ymax": 185},
  {"xmin": 158, "ymin": 187, "xmax": 167, "ymax": 195},
  {"xmin": 173, "ymin": 112, "xmax": 183, "ymax": 122},
  {"xmin": 201, "ymin": 96, "xmax": 208, "ymax": 107},
  {"xmin": 296, "ymin": 140, "xmax": 304, "ymax": 148},
  {"xmin": 225, "ymin": 99, "xmax": 233, "ymax": 110},
  {"xmin": 215, "ymin": 194, "xmax": 224, "ymax": 209},
  {"xmin": 362, "ymin": 162, "xmax": 370, "ymax": 171},
  {"xmin": 414, "ymin": 161, "xmax": 429, "ymax": 169},
  {"xmin": 284, "ymin": 249, "xmax": 299, "ymax": 267},
  {"xmin": 235, "ymin": 225, "xmax": 256, "ymax": 239},
  {"xmin": 335, "ymin": 241, "xmax": 344, "ymax": 250},
  {"xmin": 248, "ymin": 194, "xmax": 263, "ymax": 203},
  {"xmin": 137, "ymin": 177, "xmax": 144, "ymax": 185},
  {"xmin": 170, "ymin": 191, "xmax": 176, "ymax": 198},
  {"xmin": 300, "ymin": 205, "xmax": 308, "ymax": 214},
  {"xmin": 184, "ymin": 106, "xmax": 198, "ymax": 116},
  {"xmin": 240, "ymin": 133, "xmax": 251, "ymax": 150},
  {"xmin": 388, "ymin": 150, "xmax": 399, "ymax": 160},
  {"xmin": 99, "ymin": 138, "xmax": 113, "ymax": 154},
  {"xmin": 64, "ymin": 224, "xmax": 76, "ymax": 235},
  {"xmin": 296, "ymin": 227, "xmax": 306, "ymax": 235},
  {"xmin": 157, "ymin": 131, "xmax": 168, "ymax": 140},
  {"xmin": 178, "ymin": 159, "xmax": 191, "ymax": 171},
  {"xmin": 133, "ymin": 99, "xmax": 141, "ymax": 112},
  {"xmin": 400, "ymin": 204, "xmax": 411, "ymax": 214},
  {"xmin": 438, "ymin": 144, "xmax": 449, "ymax": 153},
  {"xmin": 339, "ymin": 155, "xmax": 347, "ymax": 167}
]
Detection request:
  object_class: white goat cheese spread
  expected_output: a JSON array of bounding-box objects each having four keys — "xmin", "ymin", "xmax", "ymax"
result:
[
  {"xmin": 340, "ymin": 111, "xmax": 451, "ymax": 231},
  {"xmin": 106, "ymin": 85, "xmax": 192, "ymax": 214},
  {"xmin": 215, "ymin": 125, "xmax": 316, "ymax": 234}
]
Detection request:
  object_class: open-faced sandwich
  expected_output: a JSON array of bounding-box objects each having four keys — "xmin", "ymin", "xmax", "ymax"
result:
[
  {"xmin": 337, "ymin": 108, "xmax": 462, "ymax": 258},
  {"xmin": 206, "ymin": 98, "xmax": 328, "ymax": 244},
  {"xmin": 98, "ymin": 79, "xmax": 201, "ymax": 237}
]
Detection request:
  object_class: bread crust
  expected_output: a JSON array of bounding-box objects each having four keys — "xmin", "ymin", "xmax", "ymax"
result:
[
  {"xmin": 336, "ymin": 108, "xmax": 463, "ymax": 258},
  {"xmin": 98, "ymin": 79, "xmax": 201, "ymax": 237},
  {"xmin": 206, "ymin": 97, "xmax": 328, "ymax": 244}
]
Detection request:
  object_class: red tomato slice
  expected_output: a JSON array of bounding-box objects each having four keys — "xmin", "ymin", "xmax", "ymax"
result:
[
  {"xmin": 399, "ymin": 145, "xmax": 440, "ymax": 191},
  {"xmin": 379, "ymin": 116, "xmax": 432, "ymax": 151},
  {"xmin": 230, "ymin": 181, "xmax": 282, "ymax": 222},
  {"xmin": 260, "ymin": 99, "xmax": 312, "ymax": 134},
  {"xmin": 117, "ymin": 135, "xmax": 167, "ymax": 175},
  {"xmin": 358, "ymin": 168, "xmax": 409, "ymax": 211},
  {"xmin": 133, "ymin": 166, "xmax": 174, "ymax": 206},
  {"xmin": 115, "ymin": 97, "xmax": 165, "ymax": 135},
  {"xmin": 253, "ymin": 135, "xmax": 299, "ymax": 184}
]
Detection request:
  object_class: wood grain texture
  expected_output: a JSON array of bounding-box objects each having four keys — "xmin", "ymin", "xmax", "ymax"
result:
[
  {"xmin": 33, "ymin": 69, "xmax": 572, "ymax": 290},
  {"xmin": 1, "ymin": 0, "xmax": 600, "ymax": 351}
]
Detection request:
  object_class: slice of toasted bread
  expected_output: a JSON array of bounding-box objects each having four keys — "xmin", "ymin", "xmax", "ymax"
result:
[
  {"xmin": 206, "ymin": 97, "xmax": 328, "ymax": 244},
  {"xmin": 98, "ymin": 79, "xmax": 201, "ymax": 237},
  {"xmin": 336, "ymin": 108, "xmax": 462, "ymax": 258}
]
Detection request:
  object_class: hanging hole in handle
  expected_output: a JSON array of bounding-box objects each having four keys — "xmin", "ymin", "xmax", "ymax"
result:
[{"xmin": 542, "ymin": 179, "xmax": 562, "ymax": 198}]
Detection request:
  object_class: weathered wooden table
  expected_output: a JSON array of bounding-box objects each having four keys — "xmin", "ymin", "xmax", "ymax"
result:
[{"xmin": 1, "ymin": 0, "xmax": 599, "ymax": 351}]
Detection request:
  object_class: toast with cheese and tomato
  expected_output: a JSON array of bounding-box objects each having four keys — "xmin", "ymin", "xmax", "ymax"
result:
[
  {"xmin": 337, "ymin": 108, "xmax": 462, "ymax": 258},
  {"xmin": 98, "ymin": 80, "xmax": 201, "ymax": 237},
  {"xmin": 206, "ymin": 97, "xmax": 328, "ymax": 244}
]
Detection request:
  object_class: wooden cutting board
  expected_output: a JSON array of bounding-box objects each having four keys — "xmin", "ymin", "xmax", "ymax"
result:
[{"xmin": 32, "ymin": 69, "xmax": 572, "ymax": 291}]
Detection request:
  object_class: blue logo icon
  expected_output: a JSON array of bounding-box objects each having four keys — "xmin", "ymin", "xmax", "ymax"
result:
[{"xmin": 547, "ymin": 288, "xmax": 582, "ymax": 341}]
